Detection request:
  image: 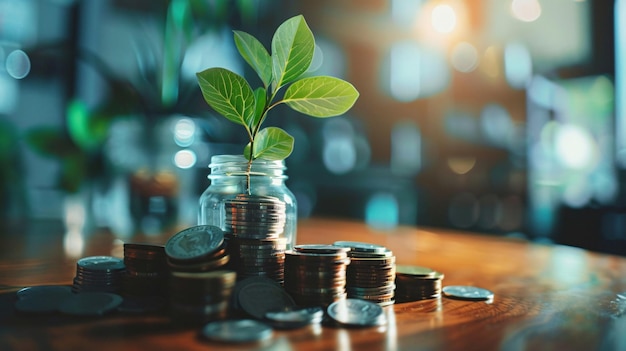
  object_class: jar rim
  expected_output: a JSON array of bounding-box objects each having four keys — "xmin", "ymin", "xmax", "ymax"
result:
[{"xmin": 209, "ymin": 154, "xmax": 285, "ymax": 169}]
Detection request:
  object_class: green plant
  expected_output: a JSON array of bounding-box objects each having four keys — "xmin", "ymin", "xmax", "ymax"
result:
[{"xmin": 196, "ymin": 14, "xmax": 359, "ymax": 165}]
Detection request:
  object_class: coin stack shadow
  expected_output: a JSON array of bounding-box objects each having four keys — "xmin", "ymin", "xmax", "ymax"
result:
[
  {"xmin": 72, "ymin": 256, "xmax": 126, "ymax": 294},
  {"xmin": 283, "ymin": 245, "xmax": 350, "ymax": 307},
  {"xmin": 337, "ymin": 243, "xmax": 396, "ymax": 307},
  {"xmin": 223, "ymin": 194, "xmax": 287, "ymax": 284},
  {"xmin": 394, "ymin": 265, "xmax": 444, "ymax": 302},
  {"xmin": 122, "ymin": 243, "xmax": 168, "ymax": 298}
]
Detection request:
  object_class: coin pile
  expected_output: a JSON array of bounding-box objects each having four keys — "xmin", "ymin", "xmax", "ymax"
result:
[
  {"xmin": 223, "ymin": 194, "xmax": 287, "ymax": 284},
  {"xmin": 165, "ymin": 225, "xmax": 230, "ymax": 273},
  {"xmin": 394, "ymin": 265, "xmax": 444, "ymax": 302},
  {"xmin": 284, "ymin": 245, "xmax": 350, "ymax": 307},
  {"xmin": 335, "ymin": 241, "xmax": 396, "ymax": 307},
  {"xmin": 72, "ymin": 256, "xmax": 126, "ymax": 294},
  {"xmin": 122, "ymin": 243, "xmax": 168, "ymax": 297},
  {"xmin": 164, "ymin": 225, "xmax": 236, "ymax": 322},
  {"xmin": 168, "ymin": 270, "xmax": 237, "ymax": 324}
]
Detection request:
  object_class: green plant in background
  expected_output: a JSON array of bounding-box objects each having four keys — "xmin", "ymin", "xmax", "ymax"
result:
[
  {"xmin": 23, "ymin": 0, "xmax": 260, "ymax": 194},
  {"xmin": 196, "ymin": 14, "xmax": 359, "ymax": 172}
]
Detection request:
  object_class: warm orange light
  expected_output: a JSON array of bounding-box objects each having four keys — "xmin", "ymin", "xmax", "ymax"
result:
[{"xmin": 447, "ymin": 156, "xmax": 477, "ymax": 175}]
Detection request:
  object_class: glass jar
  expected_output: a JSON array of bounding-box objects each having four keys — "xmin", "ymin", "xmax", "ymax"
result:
[{"xmin": 198, "ymin": 154, "xmax": 297, "ymax": 249}]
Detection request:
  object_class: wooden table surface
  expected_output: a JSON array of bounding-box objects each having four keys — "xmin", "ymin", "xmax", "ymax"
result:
[{"xmin": 1, "ymin": 217, "xmax": 626, "ymax": 351}]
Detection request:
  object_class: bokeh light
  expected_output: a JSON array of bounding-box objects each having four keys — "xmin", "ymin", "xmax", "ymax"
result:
[
  {"xmin": 447, "ymin": 157, "xmax": 476, "ymax": 175},
  {"xmin": 480, "ymin": 104, "xmax": 514, "ymax": 147},
  {"xmin": 6, "ymin": 49, "xmax": 31, "ymax": 79},
  {"xmin": 388, "ymin": 40, "xmax": 421, "ymax": 102},
  {"xmin": 173, "ymin": 117, "xmax": 196, "ymax": 147},
  {"xmin": 323, "ymin": 139, "xmax": 356, "ymax": 175},
  {"xmin": 481, "ymin": 46, "xmax": 502, "ymax": 79},
  {"xmin": 431, "ymin": 4, "xmax": 457, "ymax": 34},
  {"xmin": 391, "ymin": 121, "xmax": 422, "ymax": 176},
  {"xmin": 451, "ymin": 42, "xmax": 479, "ymax": 73},
  {"xmin": 173, "ymin": 149, "xmax": 197, "ymax": 169},
  {"xmin": 384, "ymin": 40, "xmax": 450, "ymax": 101},
  {"xmin": 365, "ymin": 192, "xmax": 399, "ymax": 230},
  {"xmin": 311, "ymin": 36, "xmax": 347, "ymax": 79},
  {"xmin": 504, "ymin": 42, "xmax": 532, "ymax": 89},
  {"xmin": 554, "ymin": 124, "xmax": 596, "ymax": 170},
  {"xmin": 511, "ymin": 0, "xmax": 542, "ymax": 23}
]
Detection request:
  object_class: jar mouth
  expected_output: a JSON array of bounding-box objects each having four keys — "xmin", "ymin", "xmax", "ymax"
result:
[
  {"xmin": 208, "ymin": 154, "xmax": 287, "ymax": 179},
  {"xmin": 209, "ymin": 154, "xmax": 286, "ymax": 168}
]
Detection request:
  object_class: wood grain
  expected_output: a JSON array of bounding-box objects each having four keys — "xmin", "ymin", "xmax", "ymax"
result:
[{"xmin": 1, "ymin": 217, "xmax": 626, "ymax": 351}]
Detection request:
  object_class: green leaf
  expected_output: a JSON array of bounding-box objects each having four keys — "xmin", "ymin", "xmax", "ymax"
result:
[
  {"xmin": 196, "ymin": 67, "xmax": 256, "ymax": 128},
  {"xmin": 283, "ymin": 76, "xmax": 360, "ymax": 117},
  {"xmin": 271, "ymin": 15, "xmax": 314, "ymax": 90},
  {"xmin": 245, "ymin": 127, "xmax": 294, "ymax": 160},
  {"xmin": 234, "ymin": 30, "xmax": 272, "ymax": 88},
  {"xmin": 67, "ymin": 99, "xmax": 101, "ymax": 151},
  {"xmin": 252, "ymin": 87, "xmax": 267, "ymax": 130}
]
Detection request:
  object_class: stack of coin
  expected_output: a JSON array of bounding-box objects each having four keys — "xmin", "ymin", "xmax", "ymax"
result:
[
  {"xmin": 223, "ymin": 194, "xmax": 287, "ymax": 283},
  {"xmin": 165, "ymin": 225, "xmax": 230, "ymax": 273},
  {"xmin": 284, "ymin": 245, "xmax": 350, "ymax": 307},
  {"xmin": 168, "ymin": 270, "xmax": 237, "ymax": 324},
  {"xmin": 72, "ymin": 256, "xmax": 126, "ymax": 294},
  {"xmin": 223, "ymin": 194, "xmax": 286, "ymax": 239},
  {"xmin": 394, "ymin": 265, "xmax": 444, "ymax": 302},
  {"xmin": 334, "ymin": 241, "xmax": 396, "ymax": 307},
  {"xmin": 225, "ymin": 236, "xmax": 286, "ymax": 283},
  {"xmin": 122, "ymin": 243, "xmax": 168, "ymax": 297}
]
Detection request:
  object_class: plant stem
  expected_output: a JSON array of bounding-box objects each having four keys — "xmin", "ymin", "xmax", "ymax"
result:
[{"xmin": 246, "ymin": 140, "xmax": 253, "ymax": 195}]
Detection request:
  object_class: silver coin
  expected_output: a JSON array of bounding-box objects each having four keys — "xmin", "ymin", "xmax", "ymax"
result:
[
  {"xmin": 264, "ymin": 306, "xmax": 324, "ymax": 329},
  {"xmin": 442, "ymin": 285, "xmax": 494, "ymax": 301},
  {"xmin": 294, "ymin": 244, "xmax": 350, "ymax": 254},
  {"xmin": 333, "ymin": 241, "xmax": 388, "ymax": 254},
  {"xmin": 237, "ymin": 279, "xmax": 295, "ymax": 319},
  {"xmin": 326, "ymin": 298, "xmax": 386, "ymax": 327},
  {"xmin": 14, "ymin": 287, "xmax": 74, "ymax": 313},
  {"xmin": 77, "ymin": 256, "xmax": 125, "ymax": 272},
  {"xmin": 201, "ymin": 319, "xmax": 273, "ymax": 343},
  {"xmin": 395, "ymin": 265, "xmax": 436, "ymax": 278},
  {"xmin": 165, "ymin": 225, "xmax": 224, "ymax": 261},
  {"xmin": 16, "ymin": 285, "xmax": 73, "ymax": 300},
  {"xmin": 58, "ymin": 292, "xmax": 123, "ymax": 316}
]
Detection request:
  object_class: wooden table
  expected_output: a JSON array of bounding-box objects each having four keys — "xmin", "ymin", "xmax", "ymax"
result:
[{"xmin": 1, "ymin": 217, "xmax": 626, "ymax": 350}]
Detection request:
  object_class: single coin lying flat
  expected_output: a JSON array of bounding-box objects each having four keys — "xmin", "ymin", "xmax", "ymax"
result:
[{"xmin": 442, "ymin": 285, "xmax": 494, "ymax": 301}]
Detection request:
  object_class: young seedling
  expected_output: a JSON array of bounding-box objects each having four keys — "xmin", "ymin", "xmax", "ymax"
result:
[{"xmin": 196, "ymin": 14, "xmax": 359, "ymax": 191}]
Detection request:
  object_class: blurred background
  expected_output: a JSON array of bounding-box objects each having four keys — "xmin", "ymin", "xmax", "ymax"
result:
[{"xmin": 0, "ymin": 0, "xmax": 622, "ymax": 255}]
